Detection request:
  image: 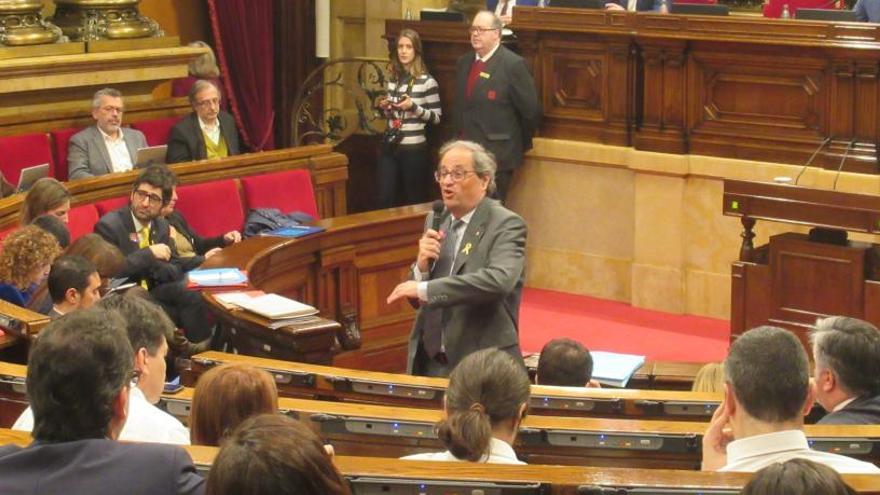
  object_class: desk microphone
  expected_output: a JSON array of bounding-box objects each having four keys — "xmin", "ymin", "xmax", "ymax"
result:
[
  {"xmin": 832, "ymin": 139, "xmax": 856, "ymax": 190},
  {"xmin": 794, "ymin": 136, "xmax": 832, "ymax": 185}
]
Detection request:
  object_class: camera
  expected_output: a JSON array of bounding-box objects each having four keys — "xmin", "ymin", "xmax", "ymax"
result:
[{"xmin": 383, "ymin": 119, "xmax": 404, "ymax": 146}]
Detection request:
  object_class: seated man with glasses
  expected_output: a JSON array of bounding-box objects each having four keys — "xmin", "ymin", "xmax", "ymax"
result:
[
  {"xmin": 13, "ymin": 296, "xmax": 191, "ymax": 445},
  {"xmin": 166, "ymin": 79, "xmax": 242, "ymax": 164},
  {"xmin": 94, "ymin": 165, "xmax": 214, "ymax": 352},
  {"xmin": 387, "ymin": 140, "xmax": 527, "ymax": 377}
]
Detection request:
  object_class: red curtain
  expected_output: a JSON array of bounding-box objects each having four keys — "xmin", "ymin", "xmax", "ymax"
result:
[{"xmin": 207, "ymin": 0, "xmax": 275, "ymax": 151}]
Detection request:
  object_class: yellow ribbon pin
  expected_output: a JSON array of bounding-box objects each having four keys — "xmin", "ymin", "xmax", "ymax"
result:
[
  {"xmin": 479, "ymin": 72, "xmax": 490, "ymax": 79},
  {"xmin": 462, "ymin": 242, "xmax": 472, "ymax": 255}
]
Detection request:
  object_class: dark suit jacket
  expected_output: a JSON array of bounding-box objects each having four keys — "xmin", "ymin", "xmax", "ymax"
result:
[
  {"xmin": 94, "ymin": 206, "xmax": 199, "ymax": 288},
  {"xmin": 68, "ymin": 126, "xmax": 148, "ymax": 180},
  {"xmin": 819, "ymin": 395, "xmax": 880, "ymax": 425},
  {"xmin": 454, "ymin": 45, "xmax": 540, "ymax": 171},
  {"xmin": 0, "ymin": 438, "xmax": 204, "ymax": 495},
  {"xmin": 487, "ymin": 0, "xmax": 540, "ymax": 10},
  {"xmin": 166, "ymin": 210, "xmax": 226, "ymax": 266},
  {"xmin": 605, "ymin": 0, "xmax": 660, "ymax": 10},
  {"xmin": 166, "ymin": 112, "xmax": 241, "ymax": 164},
  {"xmin": 407, "ymin": 197, "xmax": 527, "ymax": 373}
]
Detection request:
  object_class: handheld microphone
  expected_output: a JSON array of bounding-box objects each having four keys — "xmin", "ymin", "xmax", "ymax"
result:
[
  {"xmin": 832, "ymin": 139, "xmax": 856, "ymax": 190},
  {"xmin": 430, "ymin": 200, "xmax": 444, "ymax": 233},
  {"xmin": 794, "ymin": 136, "xmax": 832, "ymax": 185}
]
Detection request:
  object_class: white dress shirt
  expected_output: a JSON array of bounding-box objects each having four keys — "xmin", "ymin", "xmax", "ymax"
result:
[
  {"xmin": 494, "ymin": 0, "xmax": 518, "ymax": 17},
  {"xmin": 721, "ymin": 430, "xmax": 880, "ymax": 474},
  {"xmin": 401, "ymin": 437, "xmax": 524, "ymax": 464},
  {"xmin": 98, "ymin": 127, "xmax": 134, "ymax": 173},
  {"xmin": 198, "ymin": 117, "xmax": 221, "ymax": 145},
  {"xmin": 13, "ymin": 384, "xmax": 190, "ymax": 445}
]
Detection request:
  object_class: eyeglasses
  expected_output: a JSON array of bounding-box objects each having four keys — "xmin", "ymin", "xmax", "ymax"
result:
[
  {"xmin": 133, "ymin": 189, "xmax": 163, "ymax": 206},
  {"xmin": 434, "ymin": 169, "xmax": 476, "ymax": 182},
  {"xmin": 468, "ymin": 27, "xmax": 499, "ymax": 35},
  {"xmin": 195, "ymin": 97, "xmax": 220, "ymax": 108}
]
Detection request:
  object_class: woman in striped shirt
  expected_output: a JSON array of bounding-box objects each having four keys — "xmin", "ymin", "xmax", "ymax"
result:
[{"xmin": 377, "ymin": 28, "xmax": 442, "ymax": 208}]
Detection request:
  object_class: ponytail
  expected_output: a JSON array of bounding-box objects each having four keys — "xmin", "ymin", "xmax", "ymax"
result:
[
  {"xmin": 437, "ymin": 403, "xmax": 493, "ymax": 462},
  {"xmin": 438, "ymin": 349, "xmax": 531, "ymax": 462}
]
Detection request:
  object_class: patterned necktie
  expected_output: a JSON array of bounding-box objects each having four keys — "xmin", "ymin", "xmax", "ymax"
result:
[
  {"xmin": 138, "ymin": 225, "xmax": 150, "ymax": 289},
  {"xmin": 422, "ymin": 219, "xmax": 464, "ymax": 358}
]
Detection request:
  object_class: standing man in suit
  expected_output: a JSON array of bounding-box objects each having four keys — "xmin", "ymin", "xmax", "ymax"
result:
[
  {"xmin": 46, "ymin": 255, "xmax": 102, "ymax": 319},
  {"xmin": 94, "ymin": 165, "xmax": 212, "ymax": 348},
  {"xmin": 811, "ymin": 316, "xmax": 880, "ymax": 425},
  {"xmin": 387, "ymin": 140, "xmax": 527, "ymax": 377},
  {"xmin": 454, "ymin": 11, "xmax": 540, "ymax": 202},
  {"xmin": 68, "ymin": 88, "xmax": 148, "ymax": 180},
  {"xmin": 166, "ymin": 80, "xmax": 241, "ymax": 164},
  {"xmin": 0, "ymin": 309, "xmax": 204, "ymax": 494}
]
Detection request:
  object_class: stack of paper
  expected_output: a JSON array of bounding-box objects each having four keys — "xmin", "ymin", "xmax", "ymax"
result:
[
  {"xmin": 214, "ymin": 292, "xmax": 319, "ymax": 328},
  {"xmin": 591, "ymin": 351, "xmax": 647, "ymax": 388}
]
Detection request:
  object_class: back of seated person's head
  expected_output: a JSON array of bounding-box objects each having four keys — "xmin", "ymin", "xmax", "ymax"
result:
[
  {"xmin": 0, "ymin": 225, "xmax": 61, "ymax": 290},
  {"xmin": 438, "ymin": 348, "xmax": 531, "ymax": 462},
  {"xmin": 208, "ymin": 414, "xmax": 350, "ymax": 495},
  {"xmin": 536, "ymin": 338, "xmax": 593, "ymax": 387},
  {"xmin": 32, "ymin": 214, "xmax": 70, "ymax": 249},
  {"xmin": 190, "ymin": 363, "xmax": 278, "ymax": 446},
  {"xmin": 692, "ymin": 362, "xmax": 725, "ymax": 393},
  {"xmin": 28, "ymin": 308, "xmax": 132, "ymax": 442},
  {"xmin": 742, "ymin": 458, "xmax": 857, "ymax": 495},
  {"xmin": 66, "ymin": 233, "xmax": 126, "ymax": 285},
  {"xmin": 20, "ymin": 177, "xmax": 71, "ymax": 225},
  {"xmin": 810, "ymin": 316, "xmax": 880, "ymax": 407},
  {"xmin": 96, "ymin": 294, "xmax": 173, "ymax": 403},
  {"xmin": 725, "ymin": 326, "xmax": 810, "ymax": 424},
  {"xmin": 47, "ymin": 254, "xmax": 100, "ymax": 308}
]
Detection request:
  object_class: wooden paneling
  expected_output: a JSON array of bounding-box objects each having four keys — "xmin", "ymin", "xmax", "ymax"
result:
[{"xmin": 390, "ymin": 10, "xmax": 880, "ymax": 172}]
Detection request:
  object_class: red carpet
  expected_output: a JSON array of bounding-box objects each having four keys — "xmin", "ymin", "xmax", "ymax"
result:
[{"xmin": 519, "ymin": 288, "xmax": 730, "ymax": 363}]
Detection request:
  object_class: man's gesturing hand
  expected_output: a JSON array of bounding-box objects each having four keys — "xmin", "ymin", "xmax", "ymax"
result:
[{"xmin": 386, "ymin": 280, "xmax": 419, "ymax": 305}]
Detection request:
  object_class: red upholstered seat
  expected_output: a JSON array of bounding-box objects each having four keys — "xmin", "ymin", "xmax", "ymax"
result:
[
  {"xmin": 175, "ymin": 180, "xmax": 245, "ymax": 237},
  {"xmin": 240, "ymin": 169, "xmax": 319, "ymax": 219},
  {"xmin": 94, "ymin": 196, "xmax": 129, "ymax": 217},
  {"xmin": 49, "ymin": 127, "xmax": 80, "ymax": 182},
  {"xmin": 130, "ymin": 117, "xmax": 179, "ymax": 147},
  {"xmin": 67, "ymin": 205, "xmax": 100, "ymax": 242},
  {"xmin": 0, "ymin": 133, "xmax": 54, "ymax": 186}
]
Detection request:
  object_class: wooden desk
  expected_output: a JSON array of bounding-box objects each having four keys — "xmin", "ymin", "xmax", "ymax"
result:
[
  {"xmin": 184, "ymin": 351, "xmax": 722, "ymax": 421},
  {"xmin": 0, "ymin": 429, "xmax": 878, "ymax": 493},
  {"xmin": 388, "ymin": 11, "xmax": 880, "ymax": 172},
  {"xmin": 199, "ymin": 204, "xmax": 430, "ymax": 369},
  {"xmin": 724, "ymin": 179, "xmax": 880, "ymax": 345}
]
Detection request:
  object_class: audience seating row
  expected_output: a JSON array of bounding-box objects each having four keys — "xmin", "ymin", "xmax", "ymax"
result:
[
  {"xmin": 4, "ymin": 359, "xmax": 878, "ymax": 471},
  {"xmin": 6, "ymin": 428, "xmax": 879, "ymax": 495},
  {"xmin": 183, "ymin": 351, "xmax": 722, "ymax": 421},
  {"xmin": 0, "ymin": 118, "xmax": 180, "ymax": 185},
  {"xmin": 18, "ymin": 168, "xmax": 319, "ymax": 244}
]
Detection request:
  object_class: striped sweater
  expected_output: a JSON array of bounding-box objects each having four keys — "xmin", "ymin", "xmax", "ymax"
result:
[{"xmin": 385, "ymin": 73, "xmax": 442, "ymax": 146}]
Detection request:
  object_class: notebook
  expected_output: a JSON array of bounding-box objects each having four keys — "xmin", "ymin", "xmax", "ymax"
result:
[
  {"xmin": 233, "ymin": 293, "xmax": 319, "ymax": 320},
  {"xmin": 134, "ymin": 145, "xmax": 168, "ymax": 168},
  {"xmin": 187, "ymin": 268, "xmax": 248, "ymax": 288},
  {"xmin": 261, "ymin": 225, "xmax": 326, "ymax": 239},
  {"xmin": 16, "ymin": 163, "xmax": 49, "ymax": 193}
]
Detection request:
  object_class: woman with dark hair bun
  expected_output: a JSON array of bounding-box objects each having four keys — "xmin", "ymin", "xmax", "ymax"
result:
[
  {"xmin": 742, "ymin": 458, "xmax": 856, "ymax": 495},
  {"xmin": 402, "ymin": 348, "xmax": 530, "ymax": 464},
  {"xmin": 207, "ymin": 414, "xmax": 350, "ymax": 495}
]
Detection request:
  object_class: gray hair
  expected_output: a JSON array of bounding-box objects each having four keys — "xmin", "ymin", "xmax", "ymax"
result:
[
  {"xmin": 187, "ymin": 41, "xmax": 221, "ymax": 79},
  {"xmin": 188, "ymin": 79, "xmax": 222, "ymax": 106},
  {"xmin": 474, "ymin": 10, "xmax": 503, "ymax": 30},
  {"xmin": 811, "ymin": 316, "xmax": 880, "ymax": 398},
  {"xmin": 91, "ymin": 88, "xmax": 122, "ymax": 109},
  {"xmin": 438, "ymin": 140, "xmax": 497, "ymax": 194},
  {"xmin": 724, "ymin": 326, "xmax": 810, "ymax": 423}
]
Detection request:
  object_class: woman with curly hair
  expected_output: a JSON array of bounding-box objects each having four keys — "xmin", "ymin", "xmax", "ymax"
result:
[
  {"xmin": 0, "ymin": 225, "xmax": 62, "ymax": 307},
  {"xmin": 19, "ymin": 178, "xmax": 71, "ymax": 225}
]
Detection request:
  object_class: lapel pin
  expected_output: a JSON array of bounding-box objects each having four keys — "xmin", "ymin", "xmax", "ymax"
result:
[
  {"xmin": 479, "ymin": 72, "xmax": 490, "ymax": 79},
  {"xmin": 462, "ymin": 242, "xmax": 472, "ymax": 255}
]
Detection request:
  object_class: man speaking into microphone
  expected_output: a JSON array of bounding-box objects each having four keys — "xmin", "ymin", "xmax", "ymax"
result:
[{"xmin": 387, "ymin": 140, "xmax": 527, "ymax": 377}]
